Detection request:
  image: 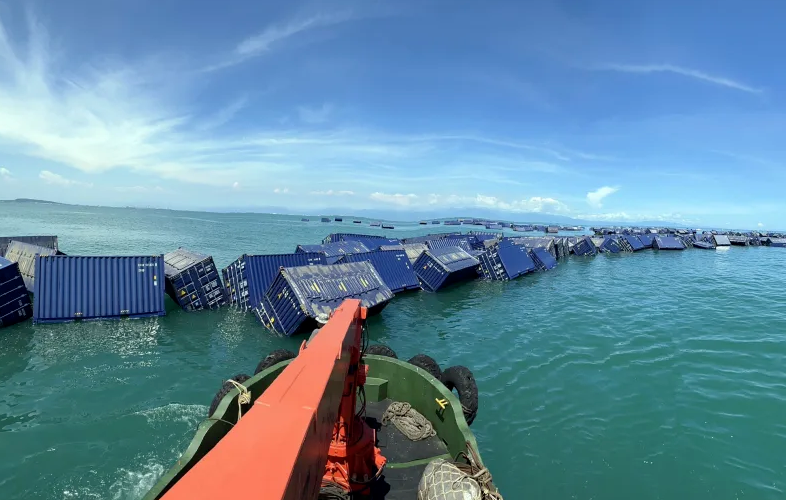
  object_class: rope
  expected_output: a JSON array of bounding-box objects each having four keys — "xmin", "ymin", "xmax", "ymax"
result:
[
  {"xmin": 226, "ymin": 379, "xmax": 251, "ymax": 422},
  {"xmin": 381, "ymin": 402, "xmax": 436, "ymax": 441},
  {"xmin": 454, "ymin": 442, "xmax": 503, "ymax": 500},
  {"xmin": 318, "ymin": 482, "xmax": 351, "ymax": 500}
]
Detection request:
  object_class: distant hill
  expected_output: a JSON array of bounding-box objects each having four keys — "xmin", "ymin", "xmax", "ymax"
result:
[{"xmin": 2, "ymin": 198, "xmax": 67, "ymax": 205}]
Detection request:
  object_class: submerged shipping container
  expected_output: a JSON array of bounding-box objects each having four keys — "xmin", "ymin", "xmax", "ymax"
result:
[
  {"xmin": 621, "ymin": 235, "xmax": 646, "ymax": 252},
  {"xmin": 713, "ymin": 234, "xmax": 731, "ymax": 246},
  {"xmin": 572, "ymin": 236, "xmax": 598, "ymax": 257},
  {"xmin": 163, "ymin": 248, "xmax": 227, "ymax": 311},
  {"xmin": 335, "ymin": 249, "xmax": 420, "ymax": 294},
  {"xmin": 33, "ymin": 255, "xmax": 166, "ymax": 324},
  {"xmin": 637, "ymin": 234, "xmax": 655, "ymax": 248},
  {"xmin": 426, "ymin": 237, "xmax": 474, "ymax": 253},
  {"xmin": 256, "ymin": 261, "xmax": 394, "ymax": 336},
  {"xmin": 530, "ymin": 247, "xmax": 558, "ymax": 270},
  {"xmin": 413, "ymin": 246, "xmax": 480, "ymax": 292},
  {"xmin": 693, "ymin": 240, "xmax": 715, "ymax": 249},
  {"xmin": 3, "ymin": 240, "xmax": 60, "ymax": 292},
  {"xmin": 0, "ymin": 257, "xmax": 33, "ymax": 328},
  {"xmin": 402, "ymin": 243, "xmax": 428, "ymax": 264},
  {"xmin": 223, "ymin": 253, "xmax": 327, "ymax": 311},
  {"xmin": 0, "ymin": 235, "xmax": 58, "ymax": 258},
  {"xmin": 653, "ymin": 236, "xmax": 686, "ymax": 250},
  {"xmin": 600, "ymin": 236, "xmax": 624, "ymax": 253},
  {"xmin": 477, "ymin": 240, "xmax": 536, "ymax": 281},
  {"xmin": 322, "ymin": 233, "xmax": 400, "ymax": 249},
  {"xmin": 296, "ymin": 241, "xmax": 370, "ymax": 264}
]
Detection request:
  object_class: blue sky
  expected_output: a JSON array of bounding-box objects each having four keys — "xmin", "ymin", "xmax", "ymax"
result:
[{"xmin": 0, "ymin": 0, "xmax": 784, "ymax": 228}]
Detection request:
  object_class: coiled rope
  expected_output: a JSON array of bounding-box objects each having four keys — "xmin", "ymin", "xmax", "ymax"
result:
[
  {"xmin": 381, "ymin": 402, "xmax": 436, "ymax": 441},
  {"xmin": 454, "ymin": 442, "xmax": 503, "ymax": 500},
  {"xmin": 226, "ymin": 378, "xmax": 251, "ymax": 422}
]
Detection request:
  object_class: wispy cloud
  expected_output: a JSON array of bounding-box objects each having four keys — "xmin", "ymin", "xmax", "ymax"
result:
[
  {"xmin": 39, "ymin": 170, "xmax": 93, "ymax": 188},
  {"xmin": 0, "ymin": 167, "xmax": 11, "ymax": 179},
  {"xmin": 595, "ymin": 63, "xmax": 762, "ymax": 94},
  {"xmin": 586, "ymin": 186, "xmax": 619, "ymax": 208},
  {"xmin": 298, "ymin": 103, "xmax": 335, "ymax": 124},
  {"xmin": 311, "ymin": 189, "xmax": 354, "ymax": 196},
  {"xmin": 371, "ymin": 192, "xmax": 569, "ymax": 213},
  {"xmin": 114, "ymin": 185, "xmax": 164, "ymax": 193},
  {"xmin": 273, "ymin": 187, "xmax": 290, "ymax": 194},
  {"xmin": 758, "ymin": 222, "xmax": 764, "ymax": 227}
]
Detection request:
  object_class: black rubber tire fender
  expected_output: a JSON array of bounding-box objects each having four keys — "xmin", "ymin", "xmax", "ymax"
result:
[
  {"xmin": 441, "ymin": 365, "xmax": 479, "ymax": 426},
  {"xmin": 407, "ymin": 354, "xmax": 442, "ymax": 382},
  {"xmin": 208, "ymin": 373, "xmax": 251, "ymax": 417},
  {"xmin": 254, "ymin": 349, "xmax": 296, "ymax": 375},
  {"xmin": 364, "ymin": 344, "xmax": 398, "ymax": 358}
]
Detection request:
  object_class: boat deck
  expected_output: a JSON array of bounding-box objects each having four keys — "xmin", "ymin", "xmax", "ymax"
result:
[{"xmin": 364, "ymin": 399, "xmax": 451, "ymax": 499}]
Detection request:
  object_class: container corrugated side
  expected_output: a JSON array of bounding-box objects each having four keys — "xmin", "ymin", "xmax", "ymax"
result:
[
  {"xmin": 295, "ymin": 241, "xmax": 370, "ymax": 264},
  {"xmin": 222, "ymin": 253, "xmax": 327, "ymax": 311},
  {"xmin": 403, "ymin": 243, "xmax": 427, "ymax": 264},
  {"xmin": 256, "ymin": 261, "xmax": 393, "ymax": 336},
  {"xmin": 600, "ymin": 237, "xmax": 624, "ymax": 253},
  {"xmin": 334, "ymin": 250, "xmax": 420, "ymax": 293},
  {"xmin": 712, "ymin": 235, "xmax": 731, "ymax": 246},
  {"xmin": 322, "ymin": 233, "xmax": 400, "ymax": 248},
  {"xmin": 3, "ymin": 240, "xmax": 59, "ymax": 292},
  {"xmin": 426, "ymin": 237, "xmax": 474, "ymax": 253},
  {"xmin": 164, "ymin": 248, "xmax": 227, "ymax": 311},
  {"xmin": 0, "ymin": 235, "xmax": 58, "ymax": 258},
  {"xmin": 0, "ymin": 257, "xmax": 32, "ymax": 328},
  {"xmin": 572, "ymin": 236, "xmax": 597, "ymax": 257},
  {"xmin": 33, "ymin": 255, "xmax": 166, "ymax": 323},
  {"xmin": 530, "ymin": 248, "xmax": 558, "ymax": 270},
  {"xmin": 478, "ymin": 240, "xmax": 536, "ymax": 280},
  {"xmin": 653, "ymin": 236, "xmax": 686, "ymax": 250},
  {"xmin": 637, "ymin": 234, "xmax": 655, "ymax": 248},
  {"xmin": 622, "ymin": 235, "xmax": 646, "ymax": 251},
  {"xmin": 413, "ymin": 247, "xmax": 479, "ymax": 292}
]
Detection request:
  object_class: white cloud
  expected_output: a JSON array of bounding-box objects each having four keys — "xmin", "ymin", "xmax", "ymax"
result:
[
  {"xmin": 39, "ymin": 170, "xmax": 92, "ymax": 188},
  {"xmin": 298, "ymin": 103, "xmax": 335, "ymax": 124},
  {"xmin": 232, "ymin": 181, "xmax": 240, "ymax": 190},
  {"xmin": 311, "ymin": 189, "xmax": 354, "ymax": 196},
  {"xmin": 758, "ymin": 222, "xmax": 764, "ymax": 227},
  {"xmin": 586, "ymin": 186, "xmax": 619, "ymax": 208},
  {"xmin": 370, "ymin": 192, "xmax": 419, "ymax": 206},
  {"xmin": 0, "ymin": 167, "xmax": 11, "ymax": 179},
  {"xmin": 596, "ymin": 63, "xmax": 762, "ymax": 94},
  {"xmin": 273, "ymin": 187, "xmax": 290, "ymax": 194}
]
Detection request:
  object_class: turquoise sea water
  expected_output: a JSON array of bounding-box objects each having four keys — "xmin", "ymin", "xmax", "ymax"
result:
[{"xmin": 1, "ymin": 201, "xmax": 786, "ymax": 500}]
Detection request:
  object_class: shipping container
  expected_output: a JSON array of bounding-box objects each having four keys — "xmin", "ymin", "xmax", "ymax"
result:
[
  {"xmin": 336, "ymin": 249, "xmax": 420, "ymax": 293},
  {"xmin": 530, "ymin": 247, "xmax": 558, "ymax": 270},
  {"xmin": 322, "ymin": 233, "xmax": 400, "ymax": 249},
  {"xmin": 0, "ymin": 257, "xmax": 32, "ymax": 328},
  {"xmin": 33, "ymin": 255, "xmax": 166, "ymax": 324},
  {"xmin": 334, "ymin": 217, "xmax": 343, "ymax": 222},
  {"xmin": 3, "ymin": 240, "xmax": 60, "ymax": 292},
  {"xmin": 222, "ymin": 253, "xmax": 326, "ymax": 311},
  {"xmin": 443, "ymin": 220, "xmax": 460, "ymax": 226},
  {"xmin": 426, "ymin": 237, "xmax": 474, "ymax": 253},
  {"xmin": 572, "ymin": 236, "xmax": 598, "ymax": 257},
  {"xmin": 413, "ymin": 246, "xmax": 480, "ymax": 292},
  {"xmin": 353, "ymin": 220, "xmax": 362, "ymax": 224},
  {"xmin": 768, "ymin": 238, "xmax": 786, "ymax": 248},
  {"xmin": 600, "ymin": 236, "xmax": 624, "ymax": 253},
  {"xmin": 637, "ymin": 234, "xmax": 655, "ymax": 248},
  {"xmin": 477, "ymin": 240, "xmax": 536, "ymax": 281},
  {"xmin": 621, "ymin": 235, "xmax": 646, "ymax": 252},
  {"xmin": 506, "ymin": 237, "xmax": 558, "ymax": 259},
  {"xmin": 402, "ymin": 243, "xmax": 428, "ymax": 264},
  {"xmin": 295, "ymin": 241, "xmax": 370, "ymax": 264},
  {"xmin": 546, "ymin": 226, "xmax": 559, "ymax": 233},
  {"xmin": 712, "ymin": 234, "xmax": 731, "ymax": 246},
  {"xmin": 693, "ymin": 240, "xmax": 715, "ymax": 249},
  {"xmin": 653, "ymin": 236, "xmax": 686, "ymax": 250},
  {"xmin": 256, "ymin": 261, "xmax": 394, "ymax": 336},
  {"xmin": 370, "ymin": 221, "xmax": 381, "ymax": 227},
  {"xmin": 381, "ymin": 224, "xmax": 395, "ymax": 229},
  {"xmin": 163, "ymin": 248, "xmax": 227, "ymax": 311},
  {"xmin": 728, "ymin": 235, "xmax": 749, "ymax": 246},
  {"xmin": 432, "ymin": 220, "xmax": 441, "ymax": 224},
  {"xmin": 321, "ymin": 217, "xmax": 331, "ymax": 223},
  {"xmin": 0, "ymin": 235, "xmax": 58, "ymax": 258},
  {"xmin": 301, "ymin": 218, "xmax": 309, "ymax": 222}
]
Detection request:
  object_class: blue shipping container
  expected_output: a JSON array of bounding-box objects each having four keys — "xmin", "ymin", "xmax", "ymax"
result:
[
  {"xmin": 33, "ymin": 255, "xmax": 166, "ymax": 324},
  {"xmin": 222, "ymin": 253, "xmax": 327, "ymax": 311},
  {"xmin": 296, "ymin": 241, "xmax": 370, "ymax": 264},
  {"xmin": 426, "ymin": 237, "xmax": 474, "ymax": 253},
  {"xmin": 413, "ymin": 246, "xmax": 480, "ymax": 292},
  {"xmin": 600, "ymin": 237, "xmax": 624, "ymax": 254},
  {"xmin": 322, "ymin": 233, "xmax": 400, "ymax": 249},
  {"xmin": 530, "ymin": 247, "xmax": 558, "ymax": 270},
  {"xmin": 637, "ymin": 234, "xmax": 655, "ymax": 248},
  {"xmin": 3, "ymin": 240, "xmax": 60, "ymax": 292},
  {"xmin": 1, "ymin": 235, "xmax": 58, "ymax": 258},
  {"xmin": 653, "ymin": 236, "xmax": 686, "ymax": 250},
  {"xmin": 572, "ymin": 236, "xmax": 597, "ymax": 257},
  {"xmin": 335, "ymin": 249, "xmax": 420, "ymax": 294},
  {"xmin": 622, "ymin": 235, "xmax": 646, "ymax": 252},
  {"xmin": 713, "ymin": 234, "xmax": 731, "ymax": 246},
  {"xmin": 0, "ymin": 257, "xmax": 33, "ymax": 328},
  {"xmin": 477, "ymin": 240, "xmax": 536, "ymax": 281},
  {"xmin": 256, "ymin": 261, "xmax": 394, "ymax": 336},
  {"xmin": 164, "ymin": 248, "xmax": 227, "ymax": 311},
  {"xmin": 693, "ymin": 240, "xmax": 715, "ymax": 249}
]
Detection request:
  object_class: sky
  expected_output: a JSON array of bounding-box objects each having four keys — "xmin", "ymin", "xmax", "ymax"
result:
[{"xmin": 0, "ymin": 0, "xmax": 785, "ymax": 228}]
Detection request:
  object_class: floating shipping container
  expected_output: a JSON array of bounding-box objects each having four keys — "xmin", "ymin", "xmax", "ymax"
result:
[
  {"xmin": 222, "ymin": 253, "xmax": 327, "ymax": 311},
  {"xmin": 413, "ymin": 246, "xmax": 480, "ymax": 292},
  {"xmin": 768, "ymin": 238, "xmax": 786, "ymax": 248},
  {"xmin": 0, "ymin": 257, "xmax": 33, "ymax": 328},
  {"xmin": 621, "ymin": 235, "xmax": 646, "ymax": 252},
  {"xmin": 402, "ymin": 243, "xmax": 428, "ymax": 264},
  {"xmin": 0, "ymin": 235, "xmax": 58, "ymax": 258},
  {"xmin": 712, "ymin": 234, "xmax": 731, "ymax": 246},
  {"xmin": 600, "ymin": 236, "xmax": 625, "ymax": 254},
  {"xmin": 3, "ymin": 240, "xmax": 60, "ymax": 292},
  {"xmin": 335, "ymin": 249, "xmax": 420, "ymax": 293},
  {"xmin": 572, "ymin": 236, "xmax": 598, "ymax": 257},
  {"xmin": 653, "ymin": 236, "xmax": 686, "ymax": 250},
  {"xmin": 637, "ymin": 234, "xmax": 655, "ymax": 248},
  {"xmin": 426, "ymin": 237, "xmax": 474, "ymax": 253},
  {"xmin": 728, "ymin": 235, "xmax": 749, "ymax": 246},
  {"xmin": 530, "ymin": 247, "xmax": 558, "ymax": 270},
  {"xmin": 296, "ymin": 241, "xmax": 370, "ymax": 264},
  {"xmin": 477, "ymin": 240, "xmax": 536, "ymax": 281},
  {"xmin": 256, "ymin": 261, "xmax": 394, "ymax": 336},
  {"xmin": 321, "ymin": 217, "xmax": 331, "ymax": 223},
  {"xmin": 693, "ymin": 240, "xmax": 715, "ymax": 249},
  {"xmin": 33, "ymin": 255, "xmax": 166, "ymax": 324},
  {"xmin": 163, "ymin": 248, "xmax": 227, "ymax": 311},
  {"xmin": 322, "ymin": 233, "xmax": 400, "ymax": 249}
]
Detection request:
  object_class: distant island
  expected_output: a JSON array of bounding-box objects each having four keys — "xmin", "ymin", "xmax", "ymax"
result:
[{"xmin": 2, "ymin": 198, "xmax": 68, "ymax": 205}]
